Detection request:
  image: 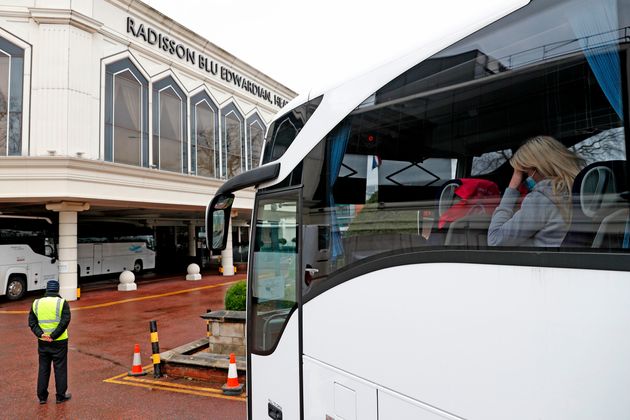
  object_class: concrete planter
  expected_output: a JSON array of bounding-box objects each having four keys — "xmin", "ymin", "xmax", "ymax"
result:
[
  {"xmin": 160, "ymin": 310, "xmax": 247, "ymax": 381},
  {"xmin": 201, "ymin": 310, "xmax": 246, "ymax": 357}
]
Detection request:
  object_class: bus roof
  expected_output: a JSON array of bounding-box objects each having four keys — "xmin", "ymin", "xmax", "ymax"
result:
[
  {"xmin": 263, "ymin": 0, "xmax": 530, "ymax": 189},
  {"xmin": 0, "ymin": 215, "xmax": 53, "ymax": 224}
]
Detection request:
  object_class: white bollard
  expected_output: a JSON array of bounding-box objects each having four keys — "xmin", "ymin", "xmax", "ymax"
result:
[
  {"xmin": 118, "ymin": 270, "xmax": 137, "ymax": 291},
  {"xmin": 186, "ymin": 263, "xmax": 202, "ymax": 281}
]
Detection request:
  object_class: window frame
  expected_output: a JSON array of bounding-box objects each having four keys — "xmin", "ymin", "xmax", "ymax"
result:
[
  {"xmin": 220, "ymin": 102, "xmax": 245, "ymax": 179},
  {"xmin": 112, "ymin": 69, "xmax": 143, "ymax": 165},
  {"xmin": 152, "ymin": 75, "xmax": 188, "ymax": 173},
  {"xmin": 104, "ymin": 57, "xmax": 149, "ymax": 167},
  {"xmin": 190, "ymin": 90, "xmax": 219, "ymax": 178},
  {"xmin": 0, "ymin": 35, "xmax": 26, "ymax": 157},
  {"xmin": 246, "ymin": 112, "xmax": 266, "ymax": 170}
]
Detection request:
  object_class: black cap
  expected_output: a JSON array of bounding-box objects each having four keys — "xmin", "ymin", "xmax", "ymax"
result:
[{"xmin": 46, "ymin": 280, "xmax": 60, "ymax": 293}]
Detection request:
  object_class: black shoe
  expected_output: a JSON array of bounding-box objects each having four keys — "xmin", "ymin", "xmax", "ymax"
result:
[
  {"xmin": 38, "ymin": 399, "xmax": 46, "ymax": 405},
  {"xmin": 56, "ymin": 393, "xmax": 71, "ymax": 404}
]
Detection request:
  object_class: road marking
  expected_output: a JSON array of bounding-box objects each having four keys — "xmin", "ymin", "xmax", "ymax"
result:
[
  {"xmin": 0, "ymin": 280, "xmax": 240, "ymax": 314},
  {"xmin": 122, "ymin": 376, "xmax": 231, "ymax": 394},
  {"xmin": 71, "ymin": 280, "xmax": 241, "ymax": 311},
  {"xmin": 103, "ymin": 369, "xmax": 246, "ymax": 401}
]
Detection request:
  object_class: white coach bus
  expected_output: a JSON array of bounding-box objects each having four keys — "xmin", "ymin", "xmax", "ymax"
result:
[
  {"xmin": 77, "ymin": 242, "xmax": 155, "ymax": 277},
  {"xmin": 207, "ymin": 0, "xmax": 630, "ymax": 418},
  {"xmin": 0, "ymin": 216, "xmax": 58, "ymax": 300},
  {"xmin": 77, "ymin": 223, "xmax": 156, "ymax": 277}
]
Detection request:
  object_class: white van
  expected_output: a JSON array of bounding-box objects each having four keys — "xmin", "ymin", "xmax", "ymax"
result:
[
  {"xmin": 0, "ymin": 216, "xmax": 58, "ymax": 300},
  {"xmin": 77, "ymin": 241, "xmax": 155, "ymax": 277}
]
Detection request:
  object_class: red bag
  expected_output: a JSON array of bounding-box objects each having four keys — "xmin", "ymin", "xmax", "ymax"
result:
[{"xmin": 438, "ymin": 178, "xmax": 501, "ymax": 229}]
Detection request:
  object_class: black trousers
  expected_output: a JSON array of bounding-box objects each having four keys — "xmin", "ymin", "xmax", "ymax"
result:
[{"xmin": 37, "ymin": 339, "xmax": 68, "ymax": 401}]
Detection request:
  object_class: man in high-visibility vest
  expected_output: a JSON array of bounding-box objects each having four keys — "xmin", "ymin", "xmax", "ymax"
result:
[{"xmin": 28, "ymin": 280, "xmax": 72, "ymax": 404}]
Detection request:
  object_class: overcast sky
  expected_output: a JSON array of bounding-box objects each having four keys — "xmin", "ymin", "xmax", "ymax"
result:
[{"xmin": 142, "ymin": 0, "xmax": 521, "ymax": 95}]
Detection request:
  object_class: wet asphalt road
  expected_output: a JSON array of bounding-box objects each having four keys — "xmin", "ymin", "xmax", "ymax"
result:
[{"xmin": 0, "ymin": 273, "xmax": 247, "ymax": 419}]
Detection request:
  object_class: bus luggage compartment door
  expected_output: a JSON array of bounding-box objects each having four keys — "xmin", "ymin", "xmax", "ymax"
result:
[
  {"xmin": 303, "ymin": 356, "xmax": 377, "ymax": 420},
  {"xmin": 93, "ymin": 244, "xmax": 103, "ymax": 275},
  {"xmin": 27, "ymin": 262, "xmax": 42, "ymax": 289}
]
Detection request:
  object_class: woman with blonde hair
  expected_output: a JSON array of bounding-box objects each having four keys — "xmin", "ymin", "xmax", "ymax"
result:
[{"xmin": 488, "ymin": 135, "xmax": 584, "ymax": 247}]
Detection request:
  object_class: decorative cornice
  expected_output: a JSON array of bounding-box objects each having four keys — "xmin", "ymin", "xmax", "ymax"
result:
[
  {"xmin": 0, "ymin": 7, "xmax": 30, "ymax": 19},
  {"xmin": 0, "ymin": 155, "xmax": 224, "ymax": 186},
  {"xmin": 29, "ymin": 8, "xmax": 103, "ymax": 34},
  {"xmin": 0, "ymin": 157, "xmax": 254, "ymax": 209}
]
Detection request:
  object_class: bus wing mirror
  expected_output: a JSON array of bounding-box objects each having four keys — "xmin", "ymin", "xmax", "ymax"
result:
[{"xmin": 206, "ymin": 193, "xmax": 235, "ymax": 251}]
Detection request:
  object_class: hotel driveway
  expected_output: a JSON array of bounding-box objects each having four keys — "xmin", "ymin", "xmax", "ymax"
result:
[{"xmin": 0, "ymin": 273, "xmax": 247, "ymax": 420}]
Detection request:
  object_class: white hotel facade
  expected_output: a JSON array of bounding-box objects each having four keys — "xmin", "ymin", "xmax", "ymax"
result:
[{"xmin": 0, "ymin": 0, "xmax": 296, "ymax": 300}]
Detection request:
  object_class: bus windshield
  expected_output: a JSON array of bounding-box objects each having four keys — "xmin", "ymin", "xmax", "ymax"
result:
[
  {"xmin": 262, "ymin": 96, "xmax": 322, "ymax": 164},
  {"xmin": 0, "ymin": 216, "xmax": 56, "ymax": 256},
  {"xmin": 78, "ymin": 222, "xmax": 155, "ymax": 250}
]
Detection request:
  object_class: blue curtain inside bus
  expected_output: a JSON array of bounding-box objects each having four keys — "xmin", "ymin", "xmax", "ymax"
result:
[
  {"xmin": 570, "ymin": 0, "xmax": 623, "ymax": 119},
  {"xmin": 328, "ymin": 122, "xmax": 351, "ymax": 259}
]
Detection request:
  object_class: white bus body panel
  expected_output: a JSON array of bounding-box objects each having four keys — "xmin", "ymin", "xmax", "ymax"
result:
[
  {"xmin": 77, "ymin": 242, "xmax": 155, "ymax": 277},
  {"xmin": 0, "ymin": 245, "xmax": 57, "ymax": 296},
  {"xmin": 304, "ymin": 356, "xmax": 457, "ymax": 420},
  {"xmin": 302, "ymin": 263, "xmax": 630, "ymax": 419},
  {"xmin": 251, "ymin": 313, "xmax": 301, "ymax": 419}
]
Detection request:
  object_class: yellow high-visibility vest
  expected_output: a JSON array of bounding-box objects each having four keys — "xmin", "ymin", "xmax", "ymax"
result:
[{"xmin": 33, "ymin": 296, "xmax": 68, "ymax": 341}]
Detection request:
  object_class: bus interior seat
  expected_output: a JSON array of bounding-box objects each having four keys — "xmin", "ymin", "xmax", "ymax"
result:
[
  {"xmin": 436, "ymin": 178, "xmax": 499, "ymax": 247},
  {"xmin": 444, "ymin": 213, "xmax": 492, "ymax": 247},
  {"xmin": 562, "ymin": 160, "xmax": 628, "ymax": 247},
  {"xmin": 591, "ymin": 208, "xmax": 630, "ymax": 249},
  {"xmin": 438, "ymin": 179, "xmax": 462, "ymax": 218},
  {"xmin": 427, "ymin": 179, "xmax": 462, "ymax": 245}
]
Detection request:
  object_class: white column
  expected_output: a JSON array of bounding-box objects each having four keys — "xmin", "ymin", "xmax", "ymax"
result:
[
  {"xmin": 188, "ymin": 222, "xmax": 197, "ymax": 257},
  {"xmin": 221, "ymin": 216, "xmax": 234, "ymax": 276},
  {"xmin": 58, "ymin": 211, "xmax": 78, "ymax": 300},
  {"xmin": 46, "ymin": 202, "xmax": 90, "ymax": 301}
]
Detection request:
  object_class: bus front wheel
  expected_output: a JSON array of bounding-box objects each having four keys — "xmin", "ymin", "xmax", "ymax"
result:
[
  {"xmin": 6, "ymin": 275, "xmax": 26, "ymax": 301},
  {"xmin": 133, "ymin": 260, "xmax": 143, "ymax": 275}
]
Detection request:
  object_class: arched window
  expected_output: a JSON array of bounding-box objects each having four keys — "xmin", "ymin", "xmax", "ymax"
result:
[
  {"xmin": 0, "ymin": 36, "xmax": 24, "ymax": 156},
  {"xmin": 104, "ymin": 58, "xmax": 148, "ymax": 166},
  {"xmin": 246, "ymin": 112, "xmax": 265, "ymax": 170},
  {"xmin": 220, "ymin": 103, "xmax": 244, "ymax": 179},
  {"xmin": 153, "ymin": 76, "xmax": 187, "ymax": 173},
  {"xmin": 190, "ymin": 91, "xmax": 218, "ymax": 178}
]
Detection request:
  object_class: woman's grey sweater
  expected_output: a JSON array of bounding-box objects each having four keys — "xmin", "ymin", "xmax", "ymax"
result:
[{"xmin": 488, "ymin": 179, "xmax": 569, "ymax": 247}]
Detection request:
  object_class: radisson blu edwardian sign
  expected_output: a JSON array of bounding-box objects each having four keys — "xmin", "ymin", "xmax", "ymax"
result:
[{"xmin": 126, "ymin": 17, "xmax": 289, "ymax": 108}]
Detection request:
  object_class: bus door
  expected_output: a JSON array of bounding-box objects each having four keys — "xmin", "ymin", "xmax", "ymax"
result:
[
  {"xmin": 93, "ymin": 244, "xmax": 103, "ymax": 275},
  {"xmin": 248, "ymin": 188, "xmax": 302, "ymax": 420}
]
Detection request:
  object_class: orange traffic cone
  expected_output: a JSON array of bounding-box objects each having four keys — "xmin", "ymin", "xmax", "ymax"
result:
[
  {"xmin": 128, "ymin": 344, "xmax": 147, "ymax": 377},
  {"xmin": 221, "ymin": 353, "xmax": 244, "ymax": 395}
]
